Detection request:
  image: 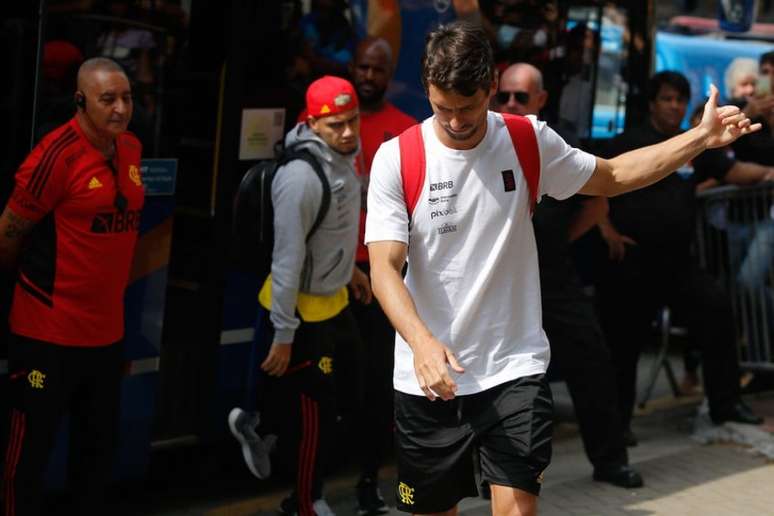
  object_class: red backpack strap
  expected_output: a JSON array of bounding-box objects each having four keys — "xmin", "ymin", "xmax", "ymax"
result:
[
  {"xmin": 398, "ymin": 124, "xmax": 426, "ymax": 220},
  {"xmin": 502, "ymin": 114, "xmax": 541, "ymax": 213}
]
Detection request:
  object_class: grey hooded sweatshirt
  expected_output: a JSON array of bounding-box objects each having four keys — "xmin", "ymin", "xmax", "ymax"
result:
[{"xmin": 269, "ymin": 122, "xmax": 360, "ymax": 344}]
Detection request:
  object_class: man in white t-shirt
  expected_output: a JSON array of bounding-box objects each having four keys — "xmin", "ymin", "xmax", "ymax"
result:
[{"xmin": 364, "ymin": 22, "xmax": 758, "ymax": 516}]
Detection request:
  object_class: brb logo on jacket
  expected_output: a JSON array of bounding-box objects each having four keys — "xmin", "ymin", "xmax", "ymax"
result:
[{"xmin": 91, "ymin": 209, "xmax": 142, "ymax": 234}]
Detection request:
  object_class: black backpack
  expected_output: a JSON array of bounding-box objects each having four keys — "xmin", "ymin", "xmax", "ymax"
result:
[{"xmin": 232, "ymin": 146, "xmax": 331, "ymax": 277}]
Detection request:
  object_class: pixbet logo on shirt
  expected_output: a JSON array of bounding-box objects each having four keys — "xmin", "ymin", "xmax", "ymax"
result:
[
  {"xmin": 429, "ymin": 180, "xmax": 454, "ymax": 192},
  {"xmin": 430, "ymin": 206, "xmax": 457, "ymax": 219}
]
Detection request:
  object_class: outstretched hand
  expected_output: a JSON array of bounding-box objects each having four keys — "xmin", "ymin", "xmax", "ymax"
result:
[{"xmin": 700, "ymin": 84, "xmax": 762, "ymax": 148}]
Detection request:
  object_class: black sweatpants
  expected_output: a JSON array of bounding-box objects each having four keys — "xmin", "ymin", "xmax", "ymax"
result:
[
  {"xmin": 543, "ymin": 295, "xmax": 628, "ymax": 470},
  {"xmin": 2, "ymin": 335, "xmax": 123, "ymax": 516},
  {"xmin": 596, "ymin": 251, "xmax": 741, "ymax": 428},
  {"xmin": 347, "ymin": 262, "xmax": 395, "ymax": 481},
  {"xmin": 259, "ymin": 307, "xmax": 360, "ymax": 516}
]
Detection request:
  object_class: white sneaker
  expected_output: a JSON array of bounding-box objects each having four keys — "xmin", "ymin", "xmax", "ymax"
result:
[
  {"xmin": 312, "ymin": 498, "xmax": 336, "ymax": 516},
  {"xmin": 227, "ymin": 407, "xmax": 274, "ymax": 479}
]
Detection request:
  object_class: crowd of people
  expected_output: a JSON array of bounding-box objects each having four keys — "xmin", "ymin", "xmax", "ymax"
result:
[{"xmin": 1, "ymin": 3, "xmax": 773, "ymax": 516}]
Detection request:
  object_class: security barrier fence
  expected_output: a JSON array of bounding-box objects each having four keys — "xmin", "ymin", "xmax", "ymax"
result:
[{"xmin": 696, "ymin": 182, "xmax": 774, "ymax": 371}]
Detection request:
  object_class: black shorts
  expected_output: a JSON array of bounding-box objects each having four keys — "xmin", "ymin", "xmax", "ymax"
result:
[{"xmin": 393, "ymin": 374, "xmax": 553, "ymax": 514}]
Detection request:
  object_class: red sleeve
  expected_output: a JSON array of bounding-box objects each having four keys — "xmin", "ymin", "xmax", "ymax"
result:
[{"xmin": 8, "ymin": 140, "xmax": 72, "ymax": 222}]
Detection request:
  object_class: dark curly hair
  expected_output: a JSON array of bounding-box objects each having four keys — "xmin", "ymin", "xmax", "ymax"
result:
[
  {"xmin": 647, "ymin": 71, "xmax": 690, "ymax": 103},
  {"xmin": 421, "ymin": 21, "xmax": 495, "ymax": 97}
]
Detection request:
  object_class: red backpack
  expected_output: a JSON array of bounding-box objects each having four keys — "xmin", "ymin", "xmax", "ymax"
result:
[{"xmin": 398, "ymin": 113, "xmax": 540, "ymax": 218}]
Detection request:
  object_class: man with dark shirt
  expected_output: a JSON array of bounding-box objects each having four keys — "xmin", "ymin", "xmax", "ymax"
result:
[
  {"xmin": 348, "ymin": 36, "xmax": 416, "ymax": 515},
  {"xmin": 494, "ymin": 62, "xmax": 642, "ymax": 488},
  {"xmin": 596, "ymin": 71, "xmax": 762, "ymax": 442}
]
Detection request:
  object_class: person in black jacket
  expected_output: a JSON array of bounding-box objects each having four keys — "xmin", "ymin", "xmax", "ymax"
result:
[{"xmin": 595, "ymin": 71, "xmax": 763, "ymax": 444}]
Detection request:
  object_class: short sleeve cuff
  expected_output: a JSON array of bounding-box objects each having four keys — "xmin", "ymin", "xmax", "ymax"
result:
[
  {"xmin": 7, "ymin": 187, "xmax": 47, "ymax": 222},
  {"xmin": 364, "ymin": 228, "xmax": 409, "ymax": 246},
  {"xmin": 551, "ymin": 151, "xmax": 597, "ymax": 200}
]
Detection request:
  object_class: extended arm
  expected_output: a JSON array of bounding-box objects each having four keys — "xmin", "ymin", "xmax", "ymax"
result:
[
  {"xmin": 368, "ymin": 240, "xmax": 463, "ymax": 400},
  {"xmin": 580, "ymin": 85, "xmax": 759, "ymax": 197},
  {"xmin": 724, "ymin": 160, "xmax": 774, "ymax": 185}
]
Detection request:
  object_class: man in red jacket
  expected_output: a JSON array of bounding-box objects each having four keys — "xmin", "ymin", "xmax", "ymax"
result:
[{"xmin": 0, "ymin": 57, "xmax": 144, "ymax": 516}]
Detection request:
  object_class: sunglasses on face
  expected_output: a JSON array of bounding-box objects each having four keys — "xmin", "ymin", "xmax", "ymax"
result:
[{"xmin": 496, "ymin": 90, "xmax": 530, "ymax": 105}]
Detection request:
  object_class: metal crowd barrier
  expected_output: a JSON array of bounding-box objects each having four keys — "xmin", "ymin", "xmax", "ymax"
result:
[{"xmin": 696, "ymin": 181, "xmax": 774, "ymax": 372}]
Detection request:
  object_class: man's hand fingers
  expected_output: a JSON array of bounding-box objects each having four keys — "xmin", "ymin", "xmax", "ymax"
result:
[
  {"xmin": 720, "ymin": 113, "xmax": 748, "ymax": 126},
  {"xmin": 446, "ymin": 350, "xmax": 465, "ymax": 373},
  {"xmin": 746, "ymin": 122, "xmax": 763, "ymax": 134},
  {"xmin": 622, "ymin": 235, "xmax": 638, "ymax": 245},
  {"xmin": 418, "ymin": 377, "xmax": 437, "ymax": 401},
  {"xmin": 275, "ymin": 359, "xmax": 289, "ymax": 377},
  {"xmin": 707, "ymin": 83, "xmax": 719, "ymax": 108},
  {"xmin": 362, "ymin": 286, "xmax": 373, "ymax": 304},
  {"xmin": 425, "ymin": 365, "xmax": 455, "ymax": 401},
  {"xmin": 717, "ymin": 105, "xmax": 741, "ymax": 118}
]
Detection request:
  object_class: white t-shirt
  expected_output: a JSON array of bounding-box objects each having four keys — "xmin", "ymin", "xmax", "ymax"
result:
[{"xmin": 365, "ymin": 111, "xmax": 597, "ymax": 396}]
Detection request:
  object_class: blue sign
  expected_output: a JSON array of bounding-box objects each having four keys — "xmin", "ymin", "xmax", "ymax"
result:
[{"xmin": 140, "ymin": 159, "xmax": 177, "ymax": 196}]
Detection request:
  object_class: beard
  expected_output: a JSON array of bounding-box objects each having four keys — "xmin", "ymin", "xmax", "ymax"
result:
[
  {"xmin": 440, "ymin": 122, "xmax": 479, "ymax": 141},
  {"xmin": 357, "ymin": 81, "xmax": 387, "ymax": 107}
]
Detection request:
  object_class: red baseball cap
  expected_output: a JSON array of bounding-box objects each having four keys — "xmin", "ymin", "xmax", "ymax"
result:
[{"xmin": 306, "ymin": 75, "xmax": 358, "ymax": 119}]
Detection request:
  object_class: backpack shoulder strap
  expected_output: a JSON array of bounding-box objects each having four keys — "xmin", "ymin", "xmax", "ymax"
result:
[
  {"xmin": 281, "ymin": 148, "xmax": 331, "ymax": 242},
  {"xmin": 502, "ymin": 114, "xmax": 540, "ymax": 213},
  {"xmin": 398, "ymin": 124, "xmax": 426, "ymax": 219}
]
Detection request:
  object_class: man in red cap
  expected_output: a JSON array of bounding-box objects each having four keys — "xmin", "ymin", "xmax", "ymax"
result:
[{"xmin": 228, "ymin": 75, "xmax": 369, "ymax": 516}]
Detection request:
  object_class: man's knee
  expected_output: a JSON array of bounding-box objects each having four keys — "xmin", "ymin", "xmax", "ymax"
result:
[{"xmin": 489, "ymin": 484, "xmax": 538, "ymax": 516}]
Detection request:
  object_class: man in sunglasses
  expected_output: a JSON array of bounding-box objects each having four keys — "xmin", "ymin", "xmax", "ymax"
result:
[
  {"xmin": 494, "ymin": 62, "xmax": 642, "ymax": 489},
  {"xmin": 0, "ymin": 57, "xmax": 144, "ymax": 515}
]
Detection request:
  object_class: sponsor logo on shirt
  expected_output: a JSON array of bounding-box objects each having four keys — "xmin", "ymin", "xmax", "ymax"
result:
[
  {"xmin": 318, "ymin": 356, "xmax": 334, "ymax": 375},
  {"xmin": 429, "ymin": 180, "xmax": 454, "ymax": 192},
  {"xmin": 428, "ymin": 193, "xmax": 458, "ymax": 206},
  {"xmin": 430, "ymin": 206, "xmax": 457, "ymax": 219},
  {"xmin": 90, "ymin": 209, "xmax": 142, "ymax": 234},
  {"xmin": 88, "ymin": 177, "xmax": 103, "ymax": 190},
  {"xmin": 129, "ymin": 165, "xmax": 142, "ymax": 186},
  {"xmin": 437, "ymin": 223, "xmax": 457, "ymax": 235},
  {"xmin": 501, "ymin": 169, "xmax": 516, "ymax": 192},
  {"xmin": 28, "ymin": 369, "xmax": 46, "ymax": 389},
  {"xmin": 398, "ymin": 482, "xmax": 415, "ymax": 505}
]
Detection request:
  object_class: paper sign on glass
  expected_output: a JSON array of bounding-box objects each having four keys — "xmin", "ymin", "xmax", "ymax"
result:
[{"xmin": 239, "ymin": 108, "xmax": 286, "ymax": 160}]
